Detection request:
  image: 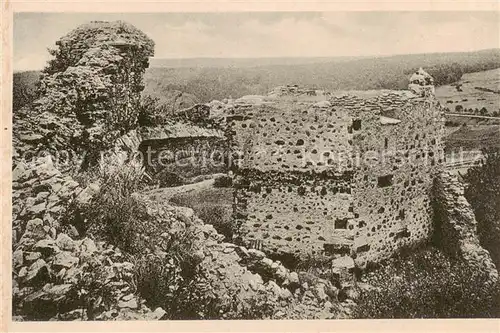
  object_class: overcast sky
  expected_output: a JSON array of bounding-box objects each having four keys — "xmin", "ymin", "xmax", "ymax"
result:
[{"xmin": 14, "ymin": 11, "xmax": 500, "ymax": 71}]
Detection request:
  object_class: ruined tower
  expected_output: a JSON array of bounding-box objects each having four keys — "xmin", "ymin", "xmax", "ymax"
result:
[
  {"xmin": 229, "ymin": 69, "xmax": 445, "ymax": 269},
  {"xmin": 15, "ymin": 21, "xmax": 155, "ymax": 162}
]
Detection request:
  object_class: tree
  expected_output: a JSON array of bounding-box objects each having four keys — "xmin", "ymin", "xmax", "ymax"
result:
[
  {"xmin": 480, "ymin": 107, "xmax": 488, "ymax": 116},
  {"xmin": 455, "ymin": 105, "xmax": 463, "ymax": 113}
]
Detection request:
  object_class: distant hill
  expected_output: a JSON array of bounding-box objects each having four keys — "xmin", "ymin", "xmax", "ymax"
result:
[
  {"xmin": 13, "ymin": 49, "xmax": 500, "ymax": 109},
  {"xmin": 149, "ymin": 56, "xmax": 370, "ymax": 69},
  {"xmin": 144, "ymin": 49, "xmax": 500, "ymax": 102}
]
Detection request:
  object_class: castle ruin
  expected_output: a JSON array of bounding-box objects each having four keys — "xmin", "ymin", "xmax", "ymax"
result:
[{"xmin": 227, "ymin": 72, "xmax": 445, "ymax": 269}]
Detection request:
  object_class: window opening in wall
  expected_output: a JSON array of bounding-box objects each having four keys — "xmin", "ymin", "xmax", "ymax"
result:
[
  {"xmin": 395, "ymin": 228, "xmax": 411, "ymax": 239},
  {"xmin": 352, "ymin": 119, "xmax": 362, "ymax": 131},
  {"xmin": 324, "ymin": 243, "xmax": 350, "ymax": 256},
  {"xmin": 398, "ymin": 209, "xmax": 406, "ymax": 220},
  {"xmin": 334, "ymin": 218, "xmax": 348, "ymax": 229},
  {"xmin": 357, "ymin": 244, "xmax": 370, "ymax": 253},
  {"xmin": 377, "ymin": 174, "xmax": 393, "ymax": 188},
  {"xmin": 384, "ymin": 138, "xmax": 388, "ymax": 149}
]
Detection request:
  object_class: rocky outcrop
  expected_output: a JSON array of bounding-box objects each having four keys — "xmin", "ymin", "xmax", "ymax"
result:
[
  {"xmin": 12, "ymin": 156, "xmax": 163, "ymax": 321},
  {"xmin": 14, "ymin": 21, "xmax": 154, "ymax": 166},
  {"xmin": 433, "ymin": 171, "xmax": 498, "ymax": 286}
]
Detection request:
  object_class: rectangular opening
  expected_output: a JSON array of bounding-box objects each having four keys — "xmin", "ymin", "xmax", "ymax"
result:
[
  {"xmin": 377, "ymin": 174, "xmax": 393, "ymax": 188},
  {"xmin": 395, "ymin": 228, "xmax": 411, "ymax": 240},
  {"xmin": 398, "ymin": 209, "xmax": 406, "ymax": 220},
  {"xmin": 352, "ymin": 119, "xmax": 362, "ymax": 131},
  {"xmin": 356, "ymin": 244, "xmax": 370, "ymax": 253},
  {"xmin": 334, "ymin": 218, "xmax": 348, "ymax": 229},
  {"xmin": 384, "ymin": 138, "xmax": 389, "ymax": 149},
  {"xmin": 323, "ymin": 243, "xmax": 351, "ymax": 256}
]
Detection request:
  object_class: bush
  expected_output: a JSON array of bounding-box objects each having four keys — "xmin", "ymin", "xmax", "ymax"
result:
[
  {"xmin": 79, "ymin": 160, "xmax": 151, "ymax": 253},
  {"xmin": 169, "ymin": 187, "xmax": 234, "ymax": 240},
  {"xmin": 213, "ymin": 174, "xmax": 233, "ymax": 188},
  {"xmin": 354, "ymin": 247, "xmax": 500, "ymax": 318},
  {"xmin": 138, "ymin": 95, "xmax": 172, "ymax": 127},
  {"xmin": 76, "ymin": 160, "xmax": 222, "ymax": 319}
]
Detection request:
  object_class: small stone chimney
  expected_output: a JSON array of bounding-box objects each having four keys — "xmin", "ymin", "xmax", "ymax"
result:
[{"xmin": 408, "ymin": 67, "xmax": 435, "ymax": 97}]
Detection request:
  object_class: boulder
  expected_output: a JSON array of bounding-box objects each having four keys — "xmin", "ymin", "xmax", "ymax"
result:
[
  {"xmin": 13, "ymin": 250, "xmax": 24, "ymax": 268},
  {"xmin": 34, "ymin": 239, "xmax": 59, "ymax": 256},
  {"xmin": 56, "ymin": 233, "xmax": 76, "ymax": 251},
  {"xmin": 24, "ymin": 252, "xmax": 42, "ymax": 263},
  {"xmin": 79, "ymin": 238, "xmax": 98, "ymax": 254},
  {"xmin": 118, "ymin": 298, "xmax": 138, "ymax": 309},
  {"xmin": 52, "ymin": 251, "xmax": 79, "ymax": 268},
  {"xmin": 25, "ymin": 259, "xmax": 50, "ymax": 283}
]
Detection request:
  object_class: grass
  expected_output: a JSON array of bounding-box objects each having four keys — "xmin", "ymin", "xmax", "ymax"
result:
[
  {"xmin": 169, "ymin": 186, "xmax": 234, "ymax": 239},
  {"xmin": 444, "ymin": 125, "xmax": 500, "ymax": 153},
  {"xmin": 436, "ymin": 68, "xmax": 500, "ymax": 116}
]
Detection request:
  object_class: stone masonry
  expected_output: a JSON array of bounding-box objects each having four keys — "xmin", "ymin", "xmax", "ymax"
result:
[{"xmin": 228, "ymin": 70, "xmax": 445, "ymax": 269}]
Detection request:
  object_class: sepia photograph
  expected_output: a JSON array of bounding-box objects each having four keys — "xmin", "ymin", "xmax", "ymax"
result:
[{"xmin": 7, "ymin": 8, "xmax": 500, "ymax": 324}]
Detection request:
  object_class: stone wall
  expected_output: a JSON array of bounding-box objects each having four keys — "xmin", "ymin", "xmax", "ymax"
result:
[
  {"xmin": 139, "ymin": 136, "xmax": 228, "ymax": 184},
  {"xmin": 137, "ymin": 124, "xmax": 228, "ymax": 185},
  {"xmin": 230, "ymin": 72, "xmax": 445, "ymax": 267},
  {"xmin": 432, "ymin": 171, "xmax": 498, "ymax": 286},
  {"xmin": 229, "ymin": 99, "xmax": 355, "ymax": 258},
  {"xmin": 234, "ymin": 170, "xmax": 353, "ymax": 257},
  {"xmin": 334, "ymin": 91, "xmax": 445, "ymax": 267}
]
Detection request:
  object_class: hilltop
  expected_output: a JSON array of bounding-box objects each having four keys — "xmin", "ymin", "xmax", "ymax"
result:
[
  {"xmin": 14, "ymin": 49, "xmax": 500, "ymax": 111},
  {"xmin": 144, "ymin": 49, "xmax": 500, "ymax": 102}
]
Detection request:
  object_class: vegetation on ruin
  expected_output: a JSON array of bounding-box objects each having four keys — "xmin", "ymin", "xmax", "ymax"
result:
[{"xmin": 354, "ymin": 247, "xmax": 500, "ymax": 318}]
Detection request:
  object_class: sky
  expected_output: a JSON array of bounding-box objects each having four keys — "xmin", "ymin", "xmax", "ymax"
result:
[{"xmin": 13, "ymin": 11, "xmax": 500, "ymax": 71}]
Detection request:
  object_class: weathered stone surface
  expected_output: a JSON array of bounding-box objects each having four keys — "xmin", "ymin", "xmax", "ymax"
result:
[
  {"xmin": 231, "ymin": 77, "xmax": 444, "ymax": 267},
  {"xmin": 25, "ymin": 259, "xmax": 50, "ymax": 283},
  {"xmin": 24, "ymin": 252, "xmax": 42, "ymax": 263},
  {"xmin": 52, "ymin": 252, "xmax": 79, "ymax": 268},
  {"xmin": 433, "ymin": 171, "xmax": 499, "ymax": 286},
  {"xmin": 34, "ymin": 239, "xmax": 59, "ymax": 256},
  {"xmin": 408, "ymin": 68, "xmax": 435, "ymax": 97},
  {"xmin": 55, "ymin": 233, "xmax": 76, "ymax": 251},
  {"xmin": 79, "ymin": 238, "xmax": 98, "ymax": 254},
  {"xmin": 14, "ymin": 20, "xmax": 155, "ymax": 160}
]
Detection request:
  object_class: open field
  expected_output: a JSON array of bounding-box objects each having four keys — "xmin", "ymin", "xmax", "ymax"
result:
[
  {"xmin": 444, "ymin": 125, "xmax": 500, "ymax": 153},
  {"xmin": 436, "ymin": 68, "xmax": 500, "ymax": 116}
]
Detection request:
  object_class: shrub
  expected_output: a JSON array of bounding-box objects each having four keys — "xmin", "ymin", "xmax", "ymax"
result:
[
  {"xmin": 138, "ymin": 95, "xmax": 172, "ymax": 127},
  {"xmin": 79, "ymin": 160, "xmax": 151, "ymax": 253},
  {"xmin": 132, "ymin": 247, "xmax": 218, "ymax": 319},
  {"xmin": 353, "ymin": 247, "xmax": 500, "ymax": 318},
  {"xmin": 213, "ymin": 174, "xmax": 233, "ymax": 188}
]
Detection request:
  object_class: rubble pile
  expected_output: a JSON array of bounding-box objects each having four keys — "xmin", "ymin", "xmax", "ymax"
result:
[{"xmin": 12, "ymin": 157, "xmax": 164, "ymax": 321}]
